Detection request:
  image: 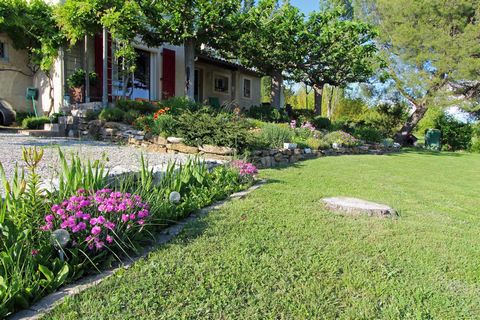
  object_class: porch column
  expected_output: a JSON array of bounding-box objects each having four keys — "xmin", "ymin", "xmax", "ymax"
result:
[
  {"xmin": 102, "ymin": 28, "xmax": 108, "ymax": 107},
  {"xmin": 84, "ymin": 35, "xmax": 90, "ymax": 103}
]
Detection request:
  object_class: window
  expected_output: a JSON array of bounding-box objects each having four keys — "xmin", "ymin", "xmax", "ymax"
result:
[
  {"xmin": 243, "ymin": 78, "xmax": 251, "ymax": 98},
  {"xmin": 214, "ymin": 73, "xmax": 229, "ymax": 94},
  {"xmin": 0, "ymin": 42, "xmax": 6, "ymax": 60}
]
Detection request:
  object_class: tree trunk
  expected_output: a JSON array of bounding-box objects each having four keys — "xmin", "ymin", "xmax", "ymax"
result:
[
  {"xmin": 394, "ymin": 104, "xmax": 428, "ymax": 145},
  {"xmin": 270, "ymin": 71, "xmax": 283, "ymax": 109},
  {"xmin": 313, "ymin": 84, "xmax": 323, "ymax": 115},
  {"xmin": 327, "ymin": 86, "xmax": 335, "ymax": 119},
  {"xmin": 184, "ymin": 38, "xmax": 195, "ymax": 100},
  {"xmin": 84, "ymin": 35, "xmax": 90, "ymax": 103}
]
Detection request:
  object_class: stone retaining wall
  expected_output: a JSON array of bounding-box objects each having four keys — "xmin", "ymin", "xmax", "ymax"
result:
[{"xmin": 82, "ymin": 120, "xmax": 401, "ymax": 167}]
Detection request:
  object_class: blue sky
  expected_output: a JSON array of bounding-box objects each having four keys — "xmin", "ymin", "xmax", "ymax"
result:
[{"xmin": 290, "ymin": 0, "xmax": 318, "ymax": 14}]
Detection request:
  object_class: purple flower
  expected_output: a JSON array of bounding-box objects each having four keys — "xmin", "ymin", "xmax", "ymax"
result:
[
  {"xmin": 97, "ymin": 216, "xmax": 106, "ymax": 224},
  {"xmin": 91, "ymin": 226, "xmax": 102, "ymax": 235},
  {"xmin": 89, "ymin": 218, "xmax": 98, "ymax": 225},
  {"xmin": 45, "ymin": 214, "xmax": 54, "ymax": 223}
]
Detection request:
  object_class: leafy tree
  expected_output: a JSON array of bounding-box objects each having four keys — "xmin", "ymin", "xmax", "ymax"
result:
[
  {"xmin": 296, "ymin": 8, "xmax": 379, "ymax": 116},
  {"xmin": 56, "ymin": 0, "xmax": 147, "ymax": 99},
  {"xmin": 225, "ymin": 0, "xmax": 305, "ymax": 109},
  {"xmin": 0, "ymin": 0, "xmax": 64, "ymax": 113},
  {"xmin": 143, "ymin": 0, "xmax": 241, "ymax": 100},
  {"xmin": 355, "ymin": 0, "xmax": 480, "ymax": 144}
]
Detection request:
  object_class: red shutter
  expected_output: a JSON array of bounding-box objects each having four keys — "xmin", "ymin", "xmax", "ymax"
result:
[{"xmin": 162, "ymin": 49, "xmax": 176, "ymax": 100}]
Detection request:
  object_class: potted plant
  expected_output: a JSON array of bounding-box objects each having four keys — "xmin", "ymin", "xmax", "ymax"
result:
[{"xmin": 66, "ymin": 69, "xmax": 98, "ymax": 104}]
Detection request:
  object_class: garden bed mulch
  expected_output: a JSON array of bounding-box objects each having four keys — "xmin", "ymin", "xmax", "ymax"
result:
[{"xmin": 10, "ymin": 180, "xmax": 267, "ymax": 320}]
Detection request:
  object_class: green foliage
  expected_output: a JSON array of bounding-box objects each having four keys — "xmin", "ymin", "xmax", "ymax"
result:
[
  {"xmin": 21, "ymin": 116, "xmax": 50, "ymax": 130},
  {"xmin": 361, "ymin": 103, "xmax": 409, "ymax": 138},
  {"xmin": 115, "ymin": 100, "xmax": 159, "ymax": 115},
  {"xmin": 98, "ymin": 108, "xmax": 125, "ymax": 122},
  {"xmin": 353, "ymin": 126, "xmax": 383, "ymax": 143},
  {"xmin": 159, "ymin": 97, "xmax": 203, "ymax": 115},
  {"xmin": 151, "ymin": 114, "xmax": 177, "ymax": 137},
  {"xmin": 122, "ymin": 109, "xmax": 141, "ymax": 125},
  {"xmin": 295, "ymin": 9, "xmax": 379, "ymax": 90},
  {"xmin": 85, "ymin": 109, "xmax": 101, "ymax": 121},
  {"xmin": 311, "ymin": 116, "xmax": 331, "ymax": 130},
  {"xmin": 246, "ymin": 105, "xmax": 289, "ymax": 123},
  {"xmin": 259, "ymin": 123, "xmax": 293, "ymax": 149},
  {"xmin": 0, "ymin": 0, "xmax": 64, "ymax": 72},
  {"xmin": 469, "ymin": 123, "xmax": 480, "ymax": 153},
  {"xmin": 433, "ymin": 114, "xmax": 472, "ymax": 151},
  {"xmin": 416, "ymin": 107, "xmax": 444, "ymax": 137},
  {"xmin": 176, "ymin": 110, "xmax": 250, "ymax": 150},
  {"xmin": 66, "ymin": 69, "xmax": 97, "ymax": 89}
]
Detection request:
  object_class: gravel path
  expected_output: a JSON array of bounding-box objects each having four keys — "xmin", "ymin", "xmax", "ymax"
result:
[{"xmin": 0, "ymin": 132, "xmax": 192, "ymax": 193}]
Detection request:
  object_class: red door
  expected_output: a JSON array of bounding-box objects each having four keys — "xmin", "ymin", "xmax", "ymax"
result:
[{"xmin": 162, "ymin": 49, "xmax": 176, "ymax": 100}]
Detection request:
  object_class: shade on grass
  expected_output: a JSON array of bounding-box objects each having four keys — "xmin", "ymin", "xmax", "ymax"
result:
[{"xmin": 45, "ymin": 150, "xmax": 480, "ymax": 319}]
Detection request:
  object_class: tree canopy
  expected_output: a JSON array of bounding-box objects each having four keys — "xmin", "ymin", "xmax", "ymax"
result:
[{"xmin": 355, "ymin": 0, "xmax": 480, "ymax": 143}]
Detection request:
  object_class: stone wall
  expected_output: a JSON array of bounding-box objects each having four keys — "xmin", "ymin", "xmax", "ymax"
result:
[{"xmin": 81, "ymin": 119, "xmax": 401, "ymax": 167}]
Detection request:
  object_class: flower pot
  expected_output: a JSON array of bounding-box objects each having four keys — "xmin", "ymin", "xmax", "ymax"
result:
[
  {"xmin": 283, "ymin": 143, "xmax": 297, "ymax": 150},
  {"xmin": 69, "ymin": 86, "xmax": 84, "ymax": 104}
]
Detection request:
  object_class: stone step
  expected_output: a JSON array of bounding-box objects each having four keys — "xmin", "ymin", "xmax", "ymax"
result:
[
  {"xmin": 322, "ymin": 197, "xmax": 396, "ymax": 217},
  {"xmin": 18, "ymin": 130, "xmax": 67, "ymax": 138}
]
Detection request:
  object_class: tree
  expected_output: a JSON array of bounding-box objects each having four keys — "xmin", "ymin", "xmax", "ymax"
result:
[
  {"xmin": 0, "ymin": 0, "xmax": 64, "ymax": 113},
  {"xmin": 226, "ymin": 0, "xmax": 305, "ymax": 109},
  {"xmin": 143, "ymin": 0, "xmax": 241, "ymax": 100},
  {"xmin": 296, "ymin": 9, "xmax": 379, "ymax": 116},
  {"xmin": 355, "ymin": 0, "xmax": 480, "ymax": 144},
  {"xmin": 56, "ymin": 0, "xmax": 147, "ymax": 99}
]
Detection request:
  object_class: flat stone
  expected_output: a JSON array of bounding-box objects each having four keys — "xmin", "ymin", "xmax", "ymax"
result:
[
  {"xmin": 199, "ymin": 144, "xmax": 235, "ymax": 155},
  {"xmin": 167, "ymin": 137, "xmax": 184, "ymax": 144},
  {"xmin": 322, "ymin": 197, "xmax": 396, "ymax": 217}
]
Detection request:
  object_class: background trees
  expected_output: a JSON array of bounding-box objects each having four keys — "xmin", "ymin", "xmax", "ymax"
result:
[
  {"xmin": 143, "ymin": 0, "xmax": 241, "ymax": 100},
  {"xmin": 354, "ymin": 0, "xmax": 480, "ymax": 143}
]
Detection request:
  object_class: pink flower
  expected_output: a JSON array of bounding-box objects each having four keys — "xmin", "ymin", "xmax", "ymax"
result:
[
  {"xmin": 121, "ymin": 214, "xmax": 129, "ymax": 223},
  {"xmin": 91, "ymin": 226, "xmax": 102, "ymax": 235},
  {"xmin": 138, "ymin": 219, "xmax": 145, "ymax": 225},
  {"xmin": 129, "ymin": 214, "xmax": 136, "ymax": 221},
  {"xmin": 51, "ymin": 205, "xmax": 60, "ymax": 212},
  {"xmin": 90, "ymin": 218, "xmax": 98, "ymax": 225},
  {"xmin": 77, "ymin": 222, "xmax": 87, "ymax": 231},
  {"xmin": 95, "ymin": 240, "xmax": 105, "ymax": 250},
  {"xmin": 105, "ymin": 221, "xmax": 116, "ymax": 230},
  {"xmin": 45, "ymin": 214, "xmax": 54, "ymax": 223},
  {"xmin": 56, "ymin": 209, "xmax": 65, "ymax": 216},
  {"xmin": 97, "ymin": 216, "xmax": 106, "ymax": 224},
  {"xmin": 31, "ymin": 249, "xmax": 39, "ymax": 256},
  {"xmin": 106, "ymin": 235, "xmax": 114, "ymax": 244}
]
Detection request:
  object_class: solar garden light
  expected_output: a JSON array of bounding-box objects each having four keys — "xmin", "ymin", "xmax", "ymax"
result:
[
  {"xmin": 51, "ymin": 229, "xmax": 70, "ymax": 261},
  {"xmin": 169, "ymin": 191, "xmax": 181, "ymax": 204}
]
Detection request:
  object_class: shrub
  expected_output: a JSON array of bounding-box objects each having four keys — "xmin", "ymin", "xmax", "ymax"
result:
[
  {"xmin": 433, "ymin": 114, "xmax": 472, "ymax": 151},
  {"xmin": 246, "ymin": 104, "xmax": 289, "ymax": 122},
  {"xmin": 361, "ymin": 103, "xmax": 409, "ymax": 138},
  {"xmin": 176, "ymin": 109, "xmax": 250, "ymax": 149},
  {"xmin": 21, "ymin": 116, "xmax": 51, "ymax": 129},
  {"xmin": 312, "ymin": 116, "xmax": 331, "ymax": 130},
  {"xmin": 116, "ymin": 100, "xmax": 159, "ymax": 114},
  {"xmin": 151, "ymin": 114, "xmax": 177, "ymax": 137},
  {"xmin": 354, "ymin": 126, "xmax": 383, "ymax": 143},
  {"xmin": 99, "ymin": 108, "xmax": 125, "ymax": 122},
  {"xmin": 260, "ymin": 123, "xmax": 294, "ymax": 149},
  {"xmin": 123, "ymin": 109, "xmax": 141, "ymax": 125},
  {"xmin": 324, "ymin": 131, "xmax": 359, "ymax": 147},
  {"xmin": 160, "ymin": 97, "xmax": 203, "ymax": 115},
  {"xmin": 67, "ymin": 69, "xmax": 97, "ymax": 88},
  {"xmin": 306, "ymin": 137, "xmax": 330, "ymax": 150},
  {"xmin": 470, "ymin": 123, "xmax": 480, "ymax": 153},
  {"xmin": 85, "ymin": 109, "xmax": 101, "ymax": 121},
  {"xmin": 133, "ymin": 115, "xmax": 154, "ymax": 132}
]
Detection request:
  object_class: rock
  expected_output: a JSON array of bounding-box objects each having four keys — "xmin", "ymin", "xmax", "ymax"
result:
[
  {"xmin": 273, "ymin": 152, "xmax": 283, "ymax": 162},
  {"xmin": 104, "ymin": 122, "xmax": 130, "ymax": 131},
  {"xmin": 202, "ymin": 154, "xmax": 233, "ymax": 162},
  {"xmin": 147, "ymin": 145, "xmax": 167, "ymax": 153},
  {"xmin": 168, "ymin": 143, "xmax": 199, "ymax": 154},
  {"xmin": 199, "ymin": 145, "xmax": 236, "ymax": 155},
  {"xmin": 167, "ymin": 137, "xmax": 184, "ymax": 144},
  {"xmin": 293, "ymin": 148, "xmax": 302, "ymax": 155},
  {"xmin": 260, "ymin": 156, "xmax": 272, "ymax": 168},
  {"xmin": 155, "ymin": 136, "xmax": 168, "ymax": 145},
  {"xmin": 322, "ymin": 197, "xmax": 396, "ymax": 217}
]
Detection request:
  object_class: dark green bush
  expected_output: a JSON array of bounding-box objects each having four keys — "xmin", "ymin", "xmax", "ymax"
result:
[
  {"xmin": 434, "ymin": 114, "xmax": 472, "ymax": 151},
  {"xmin": 21, "ymin": 116, "xmax": 51, "ymax": 129},
  {"xmin": 160, "ymin": 97, "xmax": 204, "ymax": 115},
  {"xmin": 312, "ymin": 116, "xmax": 331, "ymax": 130},
  {"xmin": 470, "ymin": 123, "xmax": 480, "ymax": 153},
  {"xmin": 246, "ymin": 104, "xmax": 289, "ymax": 123},
  {"xmin": 15, "ymin": 112, "xmax": 34, "ymax": 124},
  {"xmin": 354, "ymin": 126, "xmax": 383, "ymax": 143},
  {"xmin": 362, "ymin": 103, "xmax": 409, "ymax": 138},
  {"xmin": 116, "ymin": 100, "xmax": 159, "ymax": 114},
  {"xmin": 176, "ymin": 109, "xmax": 250, "ymax": 150},
  {"xmin": 85, "ymin": 109, "xmax": 101, "ymax": 121},
  {"xmin": 151, "ymin": 114, "xmax": 177, "ymax": 137},
  {"xmin": 99, "ymin": 107, "xmax": 125, "ymax": 122},
  {"xmin": 123, "ymin": 109, "xmax": 141, "ymax": 125}
]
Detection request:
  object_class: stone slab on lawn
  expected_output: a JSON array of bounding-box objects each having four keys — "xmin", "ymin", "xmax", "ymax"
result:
[{"xmin": 322, "ymin": 197, "xmax": 396, "ymax": 217}]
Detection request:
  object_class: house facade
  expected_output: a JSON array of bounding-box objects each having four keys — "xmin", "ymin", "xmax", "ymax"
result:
[{"xmin": 0, "ymin": 31, "xmax": 262, "ymax": 123}]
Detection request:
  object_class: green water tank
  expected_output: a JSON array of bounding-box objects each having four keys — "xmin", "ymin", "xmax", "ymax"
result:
[{"xmin": 425, "ymin": 129, "xmax": 441, "ymax": 150}]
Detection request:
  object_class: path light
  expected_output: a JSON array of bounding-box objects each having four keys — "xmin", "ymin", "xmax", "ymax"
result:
[
  {"xmin": 51, "ymin": 229, "xmax": 70, "ymax": 261},
  {"xmin": 169, "ymin": 191, "xmax": 181, "ymax": 204}
]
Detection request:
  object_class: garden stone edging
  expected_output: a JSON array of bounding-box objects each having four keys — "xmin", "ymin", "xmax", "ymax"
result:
[{"xmin": 9, "ymin": 179, "xmax": 267, "ymax": 320}]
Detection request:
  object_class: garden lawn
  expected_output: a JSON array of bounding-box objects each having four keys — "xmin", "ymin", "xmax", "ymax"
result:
[{"xmin": 45, "ymin": 150, "xmax": 480, "ymax": 319}]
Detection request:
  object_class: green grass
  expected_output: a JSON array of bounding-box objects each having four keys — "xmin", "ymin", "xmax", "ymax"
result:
[{"xmin": 45, "ymin": 150, "xmax": 480, "ymax": 319}]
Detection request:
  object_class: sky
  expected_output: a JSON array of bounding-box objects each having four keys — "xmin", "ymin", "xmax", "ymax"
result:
[{"xmin": 290, "ymin": 0, "xmax": 318, "ymax": 14}]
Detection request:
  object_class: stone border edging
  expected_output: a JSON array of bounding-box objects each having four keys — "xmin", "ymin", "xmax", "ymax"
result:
[{"xmin": 9, "ymin": 180, "xmax": 267, "ymax": 320}]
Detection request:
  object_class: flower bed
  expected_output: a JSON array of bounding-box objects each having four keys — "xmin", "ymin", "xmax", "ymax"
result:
[{"xmin": 0, "ymin": 148, "xmax": 256, "ymax": 318}]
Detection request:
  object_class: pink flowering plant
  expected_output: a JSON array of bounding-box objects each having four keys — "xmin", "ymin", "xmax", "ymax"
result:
[
  {"xmin": 41, "ymin": 188, "xmax": 150, "ymax": 252},
  {"xmin": 231, "ymin": 160, "xmax": 258, "ymax": 183}
]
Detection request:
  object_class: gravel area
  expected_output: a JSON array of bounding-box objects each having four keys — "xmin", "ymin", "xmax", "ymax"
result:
[{"xmin": 0, "ymin": 132, "xmax": 192, "ymax": 193}]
